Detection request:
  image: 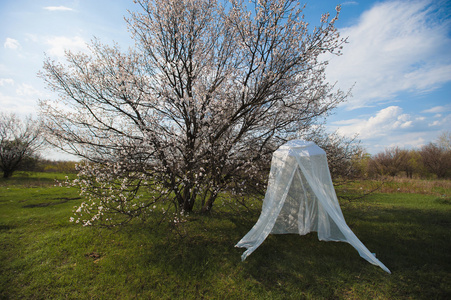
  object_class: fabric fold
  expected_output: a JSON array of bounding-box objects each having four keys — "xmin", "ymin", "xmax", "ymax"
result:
[{"xmin": 235, "ymin": 140, "xmax": 391, "ymax": 274}]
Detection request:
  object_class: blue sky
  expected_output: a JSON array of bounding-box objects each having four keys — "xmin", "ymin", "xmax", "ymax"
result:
[{"xmin": 1, "ymin": 0, "xmax": 450, "ymax": 159}]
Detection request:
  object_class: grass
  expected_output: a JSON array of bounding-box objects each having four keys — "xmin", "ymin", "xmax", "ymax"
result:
[
  {"xmin": 1, "ymin": 173, "xmax": 450, "ymax": 299},
  {"xmin": 337, "ymin": 177, "xmax": 451, "ymax": 196}
]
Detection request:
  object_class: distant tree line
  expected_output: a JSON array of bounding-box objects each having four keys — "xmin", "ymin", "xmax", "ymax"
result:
[
  {"xmin": 7, "ymin": 157, "xmax": 77, "ymax": 174},
  {"xmin": 352, "ymin": 132, "xmax": 451, "ymax": 180},
  {"xmin": 30, "ymin": 159, "xmax": 78, "ymax": 173},
  {"xmin": 7, "ymin": 128, "xmax": 451, "ymax": 181},
  {"xmin": 2, "ymin": 111, "xmax": 448, "ymax": 182}
]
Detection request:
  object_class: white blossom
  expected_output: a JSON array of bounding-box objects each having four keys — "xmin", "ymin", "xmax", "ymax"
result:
[{"xmin": 41, "ymin": 0, "xmax": 346, "ymax": 226}]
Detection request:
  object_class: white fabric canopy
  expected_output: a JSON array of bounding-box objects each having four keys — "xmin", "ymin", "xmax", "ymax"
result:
[{"xmin": 236, "ymin": 140, "xmax": 391, "ymax": 273}]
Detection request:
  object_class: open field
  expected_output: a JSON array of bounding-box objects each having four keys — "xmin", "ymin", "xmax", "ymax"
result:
[
  {"xmin": 1, "ymin": 172, "xmax": 450, "ymax": 299},
  {"xmin": 337, "ymin": 177, "xmax": 451, "ymax": 196}
]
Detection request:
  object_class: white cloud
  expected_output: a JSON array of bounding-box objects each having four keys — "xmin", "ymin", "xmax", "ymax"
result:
[
  {"xmin": 330, "ymin": 105, "xmax": 451, "ymax": 153},
  {"xmin": 380, "ymin": 134, "xmax": 427, "ymax": 151},
  {"xmin": 0, "ymin": 78, "xmax": 14, "ymax": 86},
  {"xmin": 326, "ymin": 0, "xmax": 451, "ymax": 109},
  {"xmin": 334, "ymin": 106, "xmax": 413, "ymax": 138},
  {"xmin": 0, "ymin": 79, "xmax": 50, "ymax": 117},
  {"xmin": 4, "ymin": 38, "xmax": 20, "ymax": 50},
  {"xmin": 25, "ymin": 34, "xmax": 39, "ymax": 43},
  {"xmin": 400, "ymin": 121, "xmax": 412, "ymax": 129},
  {"xmin": 342, "ymin": 1, "xmax": 359, "ymax": 5},
  {"xmin": 422, "ymin": 104, "xmax": 451, "ymax": 113},
  {"xmin": 0, "ymin": 90, "xmax": 41, "ymax": 116},
  {"xmin": 45, "ymin": 36, "xmax": 88, "ymax": 57},
  {"xmin": 427, "ymin": 114, "xmax": 451, "ymax": 127},
  {"xmin": 43, "ymin": 6, "xmax": 74, "ymax": 12},
  {"xmin": 16, "ymin": 83, "xmax": 45, "ymax": 98}
]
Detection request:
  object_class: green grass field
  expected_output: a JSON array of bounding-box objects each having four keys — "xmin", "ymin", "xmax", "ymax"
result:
[{"xmin": 1, "ymin": 172, "xmax": 450, "ymax": 299}]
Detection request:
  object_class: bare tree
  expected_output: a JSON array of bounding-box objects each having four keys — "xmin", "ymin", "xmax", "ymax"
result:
[
  {"xmin": 39, "ymin": 0, "xmax": 347, "ymax": 226},
  {"xmin": 420, "ymin": 143, "xmax": 451, "ymax": 179},
  {"xmin": 369, "ymin": 147, "xmax": 409, "ymax": 178},
  {"xmin": 304, "ymin": 129, "xmax": 363, "ymax": 180},
  {"xmin": 0, "ymin": 113, "xmax": 43, "ymax": 178},
  {"xmin": 437, "ymin": 131, "xmax": 451, "ymax": 151}
]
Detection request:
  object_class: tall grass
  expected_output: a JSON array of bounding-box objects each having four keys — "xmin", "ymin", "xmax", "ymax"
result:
[
  {"xmin": 1, "ymin": 173, "xmax": 450, "ymax": 299},
  {"xmin": 337, "ymin": 177, "xmax": 450, "ymax": 199}
]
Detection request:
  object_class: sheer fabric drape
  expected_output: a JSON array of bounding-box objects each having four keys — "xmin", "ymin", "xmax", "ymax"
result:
[{"xmin": 236, "ymin": 140, "xmax": 390, "ymax": 274}]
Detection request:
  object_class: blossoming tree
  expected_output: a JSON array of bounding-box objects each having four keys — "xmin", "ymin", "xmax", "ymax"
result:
[
  {"xmin": 0, "ymin": 113, "xmax": 43, "ymax": 178},
  {"xmin": 40, "ymin": 0, "xmax": 347, "ymax": 226}
]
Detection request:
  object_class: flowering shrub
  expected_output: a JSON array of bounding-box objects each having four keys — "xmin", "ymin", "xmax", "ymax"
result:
[{"xmin": 67, "ymin": 162, "xmax": 166, "ymax": 226}]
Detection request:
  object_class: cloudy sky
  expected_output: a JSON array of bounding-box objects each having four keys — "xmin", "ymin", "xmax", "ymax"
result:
[{"xmin": 1, "ymin": 0, "xmax": 450, "ymax": 159}]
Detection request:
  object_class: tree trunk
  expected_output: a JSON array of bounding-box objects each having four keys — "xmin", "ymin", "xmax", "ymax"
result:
[
  {"xmin": 201, "ymin": 193, "xmax": 217, "ymax": 213},
  {"xmin": 177, "ymin": 184, "xmax": 196, "ymax": 212},
  {"xmin": 182, "ymin": 198, "xmax": 196, "ymax": 212},
  {"xmin": 3, "ymin": 169, "xmax": 13, "ymax": 178}
]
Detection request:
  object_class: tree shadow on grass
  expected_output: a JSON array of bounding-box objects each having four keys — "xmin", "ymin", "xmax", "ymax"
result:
[
  {"xmin": 0, "ymin": 175, "xmax": 56, "ymax": 187},
  {"xmin": 22, "ymin": 197, "xmax": 81, "ymax": 208},
  {"xmin": 339, "ymin": 205, "xmax": 450, "ymax": 298},
  {"xmin": 105, "ymin": 204, "xmax": 450, "ymax": 299},
  {"xmin": 235, "ymin": 203, "xmax": 451, "ymax": 298},
  {"xmin": 344, "ymin": 205, "xmax": 451, "ymax": 269}
]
